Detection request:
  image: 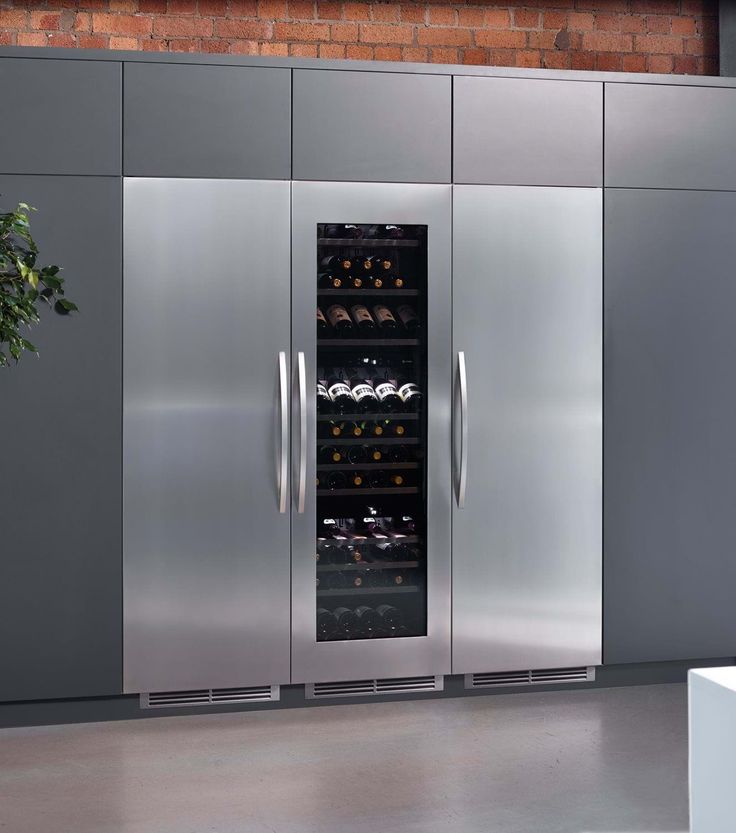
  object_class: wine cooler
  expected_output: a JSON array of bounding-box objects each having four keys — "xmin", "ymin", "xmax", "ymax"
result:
[{"xmin": 291, "ymin": 183, "xmax": 452, "ymax": 684}]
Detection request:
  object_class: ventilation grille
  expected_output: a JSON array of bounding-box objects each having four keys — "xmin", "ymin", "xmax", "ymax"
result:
[
  {"xmin": 141, "ymin": 685, "xmax": 279, "ymax": 709},
  {"xmin": 466, "ymin": 666, "xmax": 594, "ymax": 690},
  {"xmin": 306, "ymin": 675, "xmax": 443, "ymax": 699}
]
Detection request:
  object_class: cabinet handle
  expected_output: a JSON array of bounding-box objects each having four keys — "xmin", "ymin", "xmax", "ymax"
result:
[
  {"xmin": 277, "ymin": 351, "xmax": 288, "ymax": 514},
  {"xmin": 456, "ymin": 351, "xmax": 468, "ymax": 509},
  {"xmin": 297, "ymin": 351, "xmax": 307, "ymax": 514}
]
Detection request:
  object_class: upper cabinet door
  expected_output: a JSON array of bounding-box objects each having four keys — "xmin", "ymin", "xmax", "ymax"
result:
[
  {"xmin": 454, "ymin": 77, "xmax": 602, "ymax": 187},
  {"xmin": 293, "ymin": 70, "xmax": 451, "ymax": 183},
  {"xmin": 605, "ymin": 84, "xmax": 736, "ymax": 190},
  {"xmin": 0, "ymin": 58, "xmax": 121, "ymax": 176},
  {"xmin": 124, "ymin": 63, "xmax": 291, "ymax": 179}
]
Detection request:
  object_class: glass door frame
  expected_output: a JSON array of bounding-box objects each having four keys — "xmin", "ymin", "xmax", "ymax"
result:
[{"xmin": 291, "ymin": 181, "xmax": 452, "ymax": 685}]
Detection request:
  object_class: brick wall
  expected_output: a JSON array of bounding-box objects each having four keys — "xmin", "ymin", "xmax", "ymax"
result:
[{"xmin": 0, "ymin": 1, "xmax": 719, "ymax": 75}]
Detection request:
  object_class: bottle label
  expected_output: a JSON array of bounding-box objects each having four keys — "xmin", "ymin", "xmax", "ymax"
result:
[
  {"xmin": 328, "ymin": 381, "xmax": 352, "ymax": 401},
  {"xmin": 373, "ymin": 305, "xmax": 396, "ymax": 324},
  {"xmin": 317, "ymin": 382, "xmax": 330, "ymax": 399},
  {"xmin": 351, "ymin": 383, "xmax": 375, "ymax": 403},
  {"xmin": 375, "ymin": 381, "xmax": 398, "ymax": 401},
  {"xmin": 350, "ymin": 305, "xmax": 373, "ymax": 324},
  {"xmin": 398, "ymin": 382, "xmax": 420, "ymax": 402},
  {"xmin": 326, "ymin": 305, "xmax": 351, "ymax": 327}
]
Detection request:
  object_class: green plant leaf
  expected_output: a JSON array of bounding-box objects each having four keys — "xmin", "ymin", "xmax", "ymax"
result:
[{"xmin": 54, "ymin": 298, "xmax": 78, "ymax": 314}]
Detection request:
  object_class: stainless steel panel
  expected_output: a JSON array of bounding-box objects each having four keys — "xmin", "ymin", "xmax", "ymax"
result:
[
  {"xmin": 292, "ymin": 70, "xmax": 451, "ymax": 184},
  {"xmin": 605, "ymin": 83, "xmax": 736, "ymax": 190},
  {"xmin": 605, "ymin": 189, "xmax": 736, "ymax": 664},
  {"xmin": 124, "ymin": 178, "xmax": 291, "ymax": 693},
  {"xmin": 291, "ymin": 182, "xmax": 452, "ymax": 684},
  {"xmin": 454, "ymin": 76, "xmax": 602, "ymax": 187},
  {"xmin": 452, "ymin": 185, "xmax": 602, "ymax": 675}
]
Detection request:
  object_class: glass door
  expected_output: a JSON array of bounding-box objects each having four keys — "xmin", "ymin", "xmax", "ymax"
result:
[{"xmin": 292, "ymin": 183, "xmax": 451, "ymax": 684}]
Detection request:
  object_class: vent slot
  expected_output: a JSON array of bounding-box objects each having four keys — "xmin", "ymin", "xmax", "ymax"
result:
[
  {"xmin": 307, "ymin": 675, "xmax": 443, "ymax": 699},
  {"xmin": 141, "ymin": 685, "xmax": 279, "ymax": 709},
  {"xmin": 466, "ymin": 667, "xmax": 594, "ymax": 690}
]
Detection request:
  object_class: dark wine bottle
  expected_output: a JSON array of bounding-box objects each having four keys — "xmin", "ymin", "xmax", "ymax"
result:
[
  {"xmin": 376, "ymin": 604, "xmax": 404, "ymax": 630},
  {"xmin": 349, "ymin": 373, "xmax": 378, "ymax": 414},
  {"xmin": 366, "ymin": 275, "xmax": 384, "ymax": 289},
  {"xmin": 363, "ymin": 255, "xmax": 392, "ymax": 272},
  {"xmin": 325, "ymin": 305, "xmax": 354, "ymax": 336},
  {"xmin": 372, "ymin": 375, "xmax": 403, "ymax": 412},
  {"xmin": 368, "ymin": 471, "xmax": 387, "ymax": 488},
  {"xmin": 355, "ymin": 605, "xmax": 381, "ymax": 635},
  {"xmin": 326, "ymin": 372, "xmax": 354, "ymax": 413},
  {"xmin": 373, "ymin": 305, "xmax": 399, "ymax": 333},
  {"xmin": 346, "ymin": 445, "xmax": 369, "ymax": 465},
  {"xmin": 367, "ymin": 446, "xmax": 383, "ymax": 463},
  {"xmin": 318, "ymin": 272, "xmax": 343, "ymax": 289},
  {"xmin": 350, "ymin": 304, "xmax": 377, "ymax": 335},
  {"xmin": 317, "ymin": 608, "xmax": 338, "ymax": 640},
  {"xmin": 323, "ymin": 572, "xmax": 348, "ymax": 590},
  {"xmin": 317, "ymin": 382, "xmax": 333, "ymax": 415},
  {"xmin": 318, "ymin": 445, "xmax": 343, "ymax": 464},
  {"xmin": 333, "ymin": 607, "xmax": 358, "ymax": 635},
  {"xmin": 324, "ymin": 223, "xmax": 363, "ymax": 239},
  {"xmin": 396, "ymin": 305, "xmax": 420, "ymax": 333},
  {"xmin": 326, "ymin": 471, "xmax": 348, "ymax": 490},
  {"xmin": 349, "ymin": 275, "xmax": 364, "ymax": 289},
  {"xmin": 320, "ymin": 255, "xmax": 352, "ymax": 272},
  {"xmin": 396, "ymin": 376, "xmax": 422, "ymax": 411},
  {"xmin": 349, "ymin": 471, "xmax": 365, "ymax": 488}
]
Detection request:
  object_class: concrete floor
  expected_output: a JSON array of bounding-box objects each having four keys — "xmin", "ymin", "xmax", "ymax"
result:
[{"xmin": 0, "ymin": 683, "xmax": 688, "ymax": 833}]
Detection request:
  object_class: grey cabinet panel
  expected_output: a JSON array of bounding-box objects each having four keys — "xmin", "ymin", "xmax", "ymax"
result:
[
  {"xmin": 454, "ymin": 77, "xmax": 602, "ymax": 187},
  {"xmin": 124, "ymin": 63, "xmax": 291, "ymax": 179},
  {"xmin": 124, "ymin": 179, "xmax": 291, "ymax": 693},
  {"xmin": 293, "ymin": 70, "xmax": 451, "ymax": 183},
  {"xmin": 0, "ymin": 59, "xmax": 121, "ymax": 176},
  {"xmin": 0, "ymin": 176, "xmax": 122, "ymax": 702},
  {"xmin": 452, "ymin": 186, "xmax": 602, "ymax": 675},
  {"xmin": 605, "ymin": 83, "xmax": 736, "ymax": 190},
  {"xmin": 605, "ymin": 189, "xmax": 736, "ymax": 664}
]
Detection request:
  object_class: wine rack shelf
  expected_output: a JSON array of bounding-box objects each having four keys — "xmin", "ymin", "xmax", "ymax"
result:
[
  {"xmin": 318, "ymin": 338, "xmax": 420, "ymax": 348},
  {"xmin": 317, "ymin": 412, "xmax": 419, "ymax": 421},
  {"xmin": 317, "ymin": 288, "xmax": 419, "ymax": 297},
  {"xmin": 317, "ymin": 586, "xmax": 420, "ymax": 597},
  {"xmin": 317, "ymin": 487, "xmax": 419, "ymax": 497},
  {"xmin": 317, "ymin": 561, "xmax": 420, "ymax": 572},
  {"xmin": 318, "ymin": 237, "xmax": 419, "ymax": 248},
  {"xmin": 317, "ymin": 462, "xmax": 419, "ymax": 472},
  {"xmin": 317, "ymin": 536, "xmax": 422, "ymax": 547}
]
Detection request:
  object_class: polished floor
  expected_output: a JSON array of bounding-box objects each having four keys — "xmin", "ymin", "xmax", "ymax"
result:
[{"xmin": 0, "ymin": 683, "xmax": 688, "ymax": 833}]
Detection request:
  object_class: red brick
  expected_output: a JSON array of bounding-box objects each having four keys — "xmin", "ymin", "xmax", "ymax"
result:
[
  {"xmin": 199, "ymin": 0, "xmax": 228, "ymax": 14},
  {"xmin": 229, "ymin": 0, "xmax": 258, "ymax": 15},
  {"xmin": 417, "ymin": 26, "xmax": 471, "ymax": 47},
  {"xmin": 74, "ymin": 12, "xmax": 92, "ymax": 32},
  {"xmin": 487, "ymin": 48, "xmax": 516, "ymax": 68},
  {"xmin": 215, "ymin": 18, "xmax": 269, "ymax": 37},
  {"xmin": 457, "ymin": 7, "xmax": 483, "ymax": 27},
  {"xmin": 575, "ymin": 0, "xmax": 626, "ymax": 10},
  {"xmin": 570, "ymin": 50, "xmax": 596, "ymax": 70},
  {"xmin": 290, "ymin": 41, "xmax": 319, "ymax": 55},
  {"xmin": 273, "ymin": 20, "xmax": 329, "ymax": 39},
  {"xmin": 429, "ymin": 47, "xmax": 458, "ymax": 64},
  {"xmin": 681, "ymin": 0, "xmax": 707, "ymax": 11},
  {"xmin": 462, "ymin": 47, "xmax": 487, "ymax": 65},
  {"xmin": 648, "ymin": 54, "xmax": 674, "ymax": 72},
  {"xmin": 684, "ymin": 37, "xmax": 705, "ymax": 55},
  {"xmin": 319, "ymin": 42, "xmax": 346, "ymax": 57},
  {"xmin": 542, "ymin": 50, "xmax": 570, "ymax": 69},
  {"xmin": 634, "ymin": 33, "xmax": 683, "ymax": 53},
  {"xmin": 155, "ymin": 15, "xmax": 214, "ymax": 35},
  {"xmin": 258, "ymin": 0, "xmax": 287, "ymax": 18},
  {"xmin": 331, "ymin": 22, "xmax": 358, "ymax": 40},
  {"xmin": 595, "ymin": 14, "xmax": 621, "ymax": 32},
  {"xmin": 110, "ymin": 35, "xmax": 139, "ymax": 48},
  {"xmin": 109, "ymin": 0, "xmax": 138, "ymax": 11},
  {"xmin": 475, "ymin": 29, "xmax": 525, "ymax": 49},
  {"xmin": 401, "ymin": 4, "xmax": 425, "ymax": 24},
  {"xmin": 167, "ymin": 0, "xmax": 197, "ymax": 12},
  {"xmin": 374, "ymin": 44, "xmax": 402, "ymax": 60},
  {"xmin": 18, "ymin": 32, "xmax": 48, "ymax": 45},
  {"xmin": 140, "ymin": 37, "xmax": 169, "ymax": 49},
  {"xmin": 30, "ymin": 12, "xmax": 61, "ymax": 30},
  {"xmin": 343, "ymin": 2, "xmax": 370, "ymax": 21},
  {"xmin": 621, "ymin": 15, "xmax": 647, "ymax": 33},
  {"xmin": 317, "ymin": 1, "xmax": 341, "ymax": 20},
  {"xmin": 288, "ymin": 0, "xmax": 314, "ymax": 18},
  {"xmin": 346, "ymin": 43, "xmax": 373, "ymax": 59},
  {"xmin": 484, "ymin": 9, "xmax": 509, "ymax": 28},
  {"xmin": 201, "ymin": 37, "xmax": 231, "ymax": 51},
  {"xmin": 581, "ymin": 32, "xmax": 632, "ymax": 52},
  {"xmin": 359, "ymin": 22, "xmax": 413, "ymax": 44},
  {"xmin": 514, "ymin": 9, "xmax": 540, "ymax": 29},
  {"xmin": 568, "ymin": 12, "xmax": 595, "ymax": 31},
  {"xmin": 543, "ymin": 11, "xmax": 566, "ymax": 30},
  {"xmin": 597, "ymin": 52, "xmax": 622, "ymax": 71},
  {"xmin": 517, "ymin": 49, "xmax": 541, "ymax": 68},
  {"xmin": 622, "ymin": 53, "xmax": 647, "ymax": 71},
  {"xmin": 92, "ymin": 13, "xmax": 153, "ymax": 35},
  {"xmin": 371, "ymin": 3, "xmax": 400, "ymax": 23},
  {"xmin": 261, "ymin": 40, "xmax": 289, "ymax": 54},
  {"xmin": 47, "ymin": 32, "xmax": 76, "ymax": 46},
  {"xmin": 0, "ymin": 9, "xmax": 28, "ymax": 27},
  {"xmin": 139, "ymin": 0, "xmax": 166, "ymax": 12},
  {"xmin": 403, "ymin": 46, "xmax": 429, "ymax": 62},
  {"xmin": 170, "ymin": 37, "xmax": 203, "ymax": 49},
  {"xmin": 428, "ymin": 6, "xmax": 455, "ymax": 26},
  {"xmin": 646, "ymin": 15, "xmax": 670, "ymax": 34},
  {"xmin": 229, "ymin": 38, "xmax": 259, "ymax": 52},
  {"xmin": 528, "ymin": 30, "xmax": 557, "ymax": 49},
  {"xmin": 0, "ymin": 32, "xmax": 15, "ymax": 46},
  {"xmin": 78, "ymin": 33, "xmax": 109, "ymax": 48},
  {"xmin": 673, "ymin": 54, "xmax": 698, "ymax": 73},
  {"xmin": 631, "ymin": 0, "xmax": 678, "ymax": 13}
]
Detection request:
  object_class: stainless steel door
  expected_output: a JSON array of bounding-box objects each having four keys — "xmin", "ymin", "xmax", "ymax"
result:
[
  {"xmin": 123, "ymin": 178, "xmax": 291, "ymax": 693},
  {"xmin": 292, "ymin": 182, "xmax": 452, "ymax": 684},
  {"xmin": 452, "ymin": 185, "xmax": 602, "ymax": 674}
]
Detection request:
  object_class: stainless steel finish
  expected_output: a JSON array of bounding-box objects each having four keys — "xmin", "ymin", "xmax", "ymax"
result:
[
  {"xmin": 140, "ymin": 685, "xmax": 280, "ymax": 709},
  {"xmin": 123, "ymin": 178, "xmax": 291, "ymax": 693},
  {"xmin": 291, "ymin": 181, "xmax": 452, "ymax": 684},
  {"xmin": 465, "ymin": 667, "xmax": 595, "ymax": 689},
  {"xmin": 454, "ymin": 76, "xmax": 603, "ymax": 187},
  {"xmin": 455, "ymin": 350, "xmax": 468, "ymax": 509},
  {"xmin": 277, "ymin": 351, "xmax": 288, "ymax": 514},
  {"xmin": 296, "ymin": 351, "xmax": 307, "ymax": 514},
  {"xmin": 305, "ymin": 676, "xmax": 444, "ymax": 699},
  {"xmin": 452, "ymin": 185, "xmax": 602, "ymax": 675}
]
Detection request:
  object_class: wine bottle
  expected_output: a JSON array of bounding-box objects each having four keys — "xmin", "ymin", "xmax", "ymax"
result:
[
  {"xmin": 318, "ymin": 272, "xmax": 343, "ymax": 289},
  {"xmin": 349, "ymin": 471, "xmax": 365, "ymax": 488},
  {"xmin": 346, "ymin": 445, "xmax": 369, "ymax": 465},
  {"xmin": 384, "ymin": 225, "xmax": 405, "ymax": 239},
  {"xmin": 368, "ymin": 471, "xmax": 387, "ymax": 488},
  {"xmin": 389, "ymin": 276, "xmax": 405, "ymax": 289},
  {"xmin": 386, "ymin": 421, "xmax": 406, "ymax": 436},
  {"xmin": 318, "ymin": 445, "xmax": 343, "ymax": 464},
  {"xmin": 366, "ymin": 275, "xmax": 384, "ymax": 289},
  {"xmin": 326, "ymin": 471, "xmax": 348, "ymax": 490},
  {"xmin": 372, "ymin": 375, "xmax": 403, "ymax": 413},
  {"xmin": 396, "ymin": 376, "xmax": 422, "ymax": 411},
  {"xmin": 319, "ymin": 543, "xmax": 339, "ymax": 564},
  {"xmin": 386, "ymin": 444, "xmax": 411, "ymax": 463},
  {"xmin": 367, "ymin": 446, "xmax": 383, "ymax": 463},
  {"xmin": 333, "ymin": 607, "xmax": 358, "ymax": 635},
  {"xmin": 396, "ymin": 305, "xmax": 420, "ymax": 333},
  {"xmin": 337, "ymin": 545, "xmax": 361, "ymax": 564},
  {"xmin": 350, "ymin": 304, "xmax": 377, "ymax": 335},
  {"xmin": 349, "ymin": 275, "xmax": 364, "ymax": 289},
  {"xmin": 373, "ymin": 305, "xmax": 399, "ymax": 333},
  {"xmin": 317, "ymin": 382, "xmax": 333, "ymax": 415},
  {"xmin": 388, "ymin": 473, "xmax": 405, "ymax": 487},
  {"xmin": 323, "ymin": 223, "xmax": 363, "ymax": 239},
  {"xmin": 320, "ymin": 255, "xmax": 352, "ymax": 272},
  {"xmin": 355, "ymin": 605, "xmax": 381, "ymax": 635},
  {"xmin": 317, "ymin": 307, "xmax": 330, "ymax": 336},
  {"xmin": 324, "ymin": 572, "xmax": 348, "ymax": 590},
  {"xmin": 363, "ymin": 255, "xmax": 392, "ymax": 272},
  {"xmin": 326, "ymin": 305, "xmax": 354, "ymax": 336},
  {"xmin": 326, "ymin": 372, "xmax": 354, "ymax": 413},
  {"xmin": 366, "ymin": 421, "xmax": 384, "ymax": 437},
  {"xmin": 376, "ymin": 604, "xmax": 404, "ymax": 630},
  {"xmin": 351, "ymin": 571, "xmax": 368, "ymax": 588},
  {"xmin": 349, "ymin": 373, "xmax": 378, "ymax": 414},
  {"xmin": 317, "ymin": 608, "xmax": 338, "ymax": 640},
  {"xmin": 347, "ymin": 421, "xmax": 363, "ymax": 437}
]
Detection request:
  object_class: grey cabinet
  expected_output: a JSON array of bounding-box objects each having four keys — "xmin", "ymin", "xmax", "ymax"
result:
[
  {"xmin": 605, "ymin": 188, "xmax": 736, "ymax": 664},
  {"xmin": 454, "ymin": 77, "xmax": 602, "ymax": 187},
  {"xmin": 123, "ymin": 178, "xmax": 292, "ymax": 694},
  {"xmin": 293, "ymin": 70, "xmax": 451, "ymax": 183},
  {"xmin": 0, "ymin": 58, "xmax": 121, "ymax": 176},
  {"xmin": 124, "ymin": 63, "xmax": 291, "ymax": 179},
  {"xmin": 605, "ymin": 83, "xmax": 736, "ymax": 191},
  {"xmin": 452, "ymin": 186, "xmax": 602, "ymax": 675},
  {"xmin": 0, "ymin": 175, "xmax": 122, "ymax": 702}
]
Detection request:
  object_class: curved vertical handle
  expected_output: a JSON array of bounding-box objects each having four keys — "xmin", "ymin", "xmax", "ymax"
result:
[
  {"xmin": 456, "ymin": 351, "xmax": 468, "ymax": 508},
  {"xmin": 297, "ymin": 351, "xmax": 307, "ymax": 514},
  {"xmin": 277, "ymin": 351, "xmax": 288, "ymax": 514}
]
